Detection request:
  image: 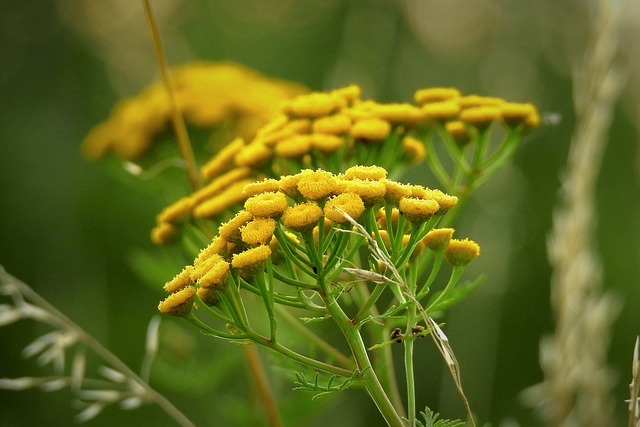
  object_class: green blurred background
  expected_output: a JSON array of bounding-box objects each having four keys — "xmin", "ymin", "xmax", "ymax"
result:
[{"xmin": 1, "ymin": 0, "xmax": 639, "ymax": 426}]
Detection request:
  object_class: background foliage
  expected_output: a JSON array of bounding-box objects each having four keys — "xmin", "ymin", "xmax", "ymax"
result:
[{"xmin": 1, "ymin": 0, "xmax": 639, "ymax": 425}]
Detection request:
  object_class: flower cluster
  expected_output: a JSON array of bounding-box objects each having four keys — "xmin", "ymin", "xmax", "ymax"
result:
[
  {"xmin": 81, "ymin": 61, "xmax": 307, "ymax": 160},
  {"xmin": 158, "ymin": 166, "xmax": 479, "ymax": 316},
  {"xmin": 150, "ymin": 83, "xmax": 539, "ymax": 244}
]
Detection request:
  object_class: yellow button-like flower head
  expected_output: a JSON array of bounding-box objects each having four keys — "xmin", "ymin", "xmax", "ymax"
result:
[
  {"xmin": 422, "ymin": 101, "xmax": 461, "ymax": 122},
  {"xmin": 232, "ymin": 245, "xmax": 272, "ymax": 277},
  {"xmin": 350, "ymin": 118, "xmax": 392, "ymax": 141},
  {"xmin": 312, "ymin": 114, "xmax": 352, "ymax": 135},
  {"xmin": 219, "ymin": 210, "xmax": 254, "ymax": 243},
  {"xmin": 444, "ymin": 238, "xmax": 480, "ymax": 267},
  {"xmin": 164, "ymin": 265, "xmax": 194, "ymax": 293},
  {"xmin": 422, "ymin": 228, "xmax": 455, "ymax": 251},
  {"xmin": 297, "ymin": 170, "xmax": 338, "ymax": 201},
  {"xmin": 445, "ymin": 121, "xmax": 473, "ymax": 146},
  {"xmin": 243, "ymin": 178, "xmax": 281, "ymax": 197},
  {"xmin": 398, "ymin": 197, "xmax": 440, "ymax": 224},
  {"xmin": 383, "ymin": 180, "xmax": 413, "ymax": 204},
  {"xmin": 158, "ymin": 286, "xmax": 196, "ymax": 316},
  {"xmin": 339, "ymin": 178, "xmax": 387, "ymax": 206},
  {"xmin": 324, "ymin": 193, "xmax": 366, "ymax": 224},
  {"xmin": 460, "ymin": 106, "xmax": 502, "ymax": 129},
  {"xmin": 198, "ymin": 258, "xmax": 231, "ymax": 289},
  {"xmin": 343, "ymin": 165, "xmax": 387, "ymax": 181},
  {"xmin": 288, "ymin": 92, "xmax": 340, "ymax": 118},
  {"xmin": 240, "ymin": 218, "xmax": 277, "ymax": 245},
  {"xmin": 310, "ymin": 133, "xmax": 344, "ymax": 153},
  {"xmin": 414, "ymin": 87, "xmax": 461, "ymax": 104},
  {"xmin": 401, "ymin": 136, "xmax": 426, "ymax": 164},
  {"xmin": 151, "ymin": 222, "xmax": 179, "ymax": 245},
  {"xmin": 282, "ymin": 202, "xmax": 323, "ymax": 232},
  {"xmin": 244, "ymin": 192, "xmax": 288, "ymax": 218}
]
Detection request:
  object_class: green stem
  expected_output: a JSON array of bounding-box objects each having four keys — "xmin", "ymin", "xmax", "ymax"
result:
[{"xmin": 404, "ymin": 303, "xmax": 417, "ymax": 426}]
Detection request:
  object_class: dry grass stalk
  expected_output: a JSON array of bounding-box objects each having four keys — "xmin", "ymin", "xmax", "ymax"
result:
[{"xmin": 523, "ymin": 0, "xmax": 627, "ymax": 426}]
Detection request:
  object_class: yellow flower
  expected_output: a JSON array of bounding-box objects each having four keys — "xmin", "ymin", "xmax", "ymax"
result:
[
  {"xmin": 372, "ymin": 103, "xmax": 427, "ymax": 124},
  {"xmin": 398, "ymin": 197, "xmax": 440, "ymax": 223},
  {"xmin": 240, "ymin": 218, "xmax": 278, "ymax": 245},
  {"xmin": 156, "ymin": 197, "xmax": 193, "ymax": 224},
  {"xmin": 218, "ymin": 210, "xmax": 254, "ymax": 243},
  {"xmin": 414, "ymin": 87, "xmax": 461, "ymax": 104},
  {"xmin": 191, "ymin": 167, "xmax": 251, "ymax": 205},
  {"xmin": 428, "ymin": 189, "xmax": 458, "ymax": 214},
  {"xmin": 324, "ymin": 193, "xmax": 365, "ymax": 224},
  {"xmin": 232, "ymin": 245, "xmax": 272, "ymax": 270},
  {"xmin": 401, "ymin": 136, "xmax": 426, "ymax": 164},
  {"xmin": 234, "ymin": 141, "xmax": 273, "ymax": 168},
  {"xmin": 297, "ymin": 170, "xmax": 338, "ymax": 201},
  {"xmin": 279, "ymin": 171, "xmax": 307, "ymax": 199},
  {"xmin": 445, "ymin": 121, "xmax": 473, "ymax": 146},
  {"xmin": 460, "ymin": 106, "xmax": 502, "ymax": 129},
  {"xmin": 282, "ymin": 202, "xmax": 323, "ymax": 232},
  {"xmin": 343, "ymin": 165, "xmax": 387, "ymax": 181},
  {"xmin": 164, "ymin": 265, "xmax": 194, "ymax": 292},
  {"xmin": 243, "ymin": 178, "xmax": 281, "ymax": 197},
  {"xmin": 422, "ymin": 228, "xmax": 454, "ymax": 251},
  {"xmin": 383, "ymin": 180, "xmax": 413, "ymax": 204},
  {"xmin": 191, "ymin": 253, "xmax": 225, "ymax": 282},
  {"xmin": 194, "ymin": 237, "xmax": 228, "ymax": 267},
  {"xmin": 338, "ymin": 178, "xmax": 387, "ymax": 206},
  {"xmin": 444, "ymin": 238, "xmax": 480, "ymax": 266},
  {"xmin": 158, "ymin": 286, "xmax": 196, "ymax": 316},
  {"xmin": 200, "ymin": 137, "xmax": 246, "ymax": 180},
  {"xmin": 422, "ymin": 101, "xmax": 461, "ymax": 122},
  {"xmin": 244, "ymin": 192, "xmax": 289, "ymax": 218},
  {"xmin": 287, "ymin": 92, "xmax": 341, "ymax": 118},
  {"xmin": 500, "ymin": 102, "xmax": 538, "ymax": 127},
  {"xmin": 312, "ymin": 114, "xmax": 352, "ymax": 135},
  {"xmin": 310, "ymin": 133, "xmax": 344, "ymax": 153},
  {"xmin": 193, "ymin": 179, "xmax": 253, "ymax": 219},
  {"xmin": 350, "ymin": 118, "xmax": 392, "ymax": 141},
  {"xmin": 330, "ymin": 84, "xmax": 362, "ymax": 103},
  {"xmin": 275, "ymin": 135, "xmax": 313, "ymax": 159},
  {"xmin": 198, "ymin": 258, "xmax": 231, "ymax": 289},
  {"xmin": 151, "ymin": 222, "xmax": 179, "ymax": 245},
  {"xmin": 283, "ymin": 118, "xmax": 312, "ymax": 135},
  {"xmin": 457, "ymin": 95, "xmax": 504, "ymax": 109}
]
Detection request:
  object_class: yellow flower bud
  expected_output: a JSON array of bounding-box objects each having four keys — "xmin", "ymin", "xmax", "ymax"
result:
[
  {"xmin": 198, "ymin": 258, "xmax": 231, "ymax": 289},
  {"xmin": 240, "ymin": 218, "xmax": 277, "ymax": 245},
  {"xmin": 312, "ymin": 114, "xmax": 352, "ymax": 135},
  {"xmin": 193, "ymin": 179, "xmax": 253, "ymax": 219},
  {"xmin": 414, "ymin": 87, "xmax": 461, "ymax": 104},
  {"xmin": 297, "ymin": 170, "xmax": 338, "ymax": 201},
  {"xmin": 156, "ymin": 197, "xmax": 193, "ymax": 224},
  {"xmin": 401, "ymin": 136, "xmax": 426, "ymax": 164},
  {"xmin": 164, "ymin": 265, "xmax": 194, "ymax": 293},
  {"xmin": 350, "ymin": 118, "xmax": 392, "ymax": 141},
  {"xmin": 232, "ymin": 245, "xmax": 272, "ymax": 274},
  {"xmin": 422, "ymin": 101, "xmax": 461, "ymax": 122},
  {"xmin": 275, "ymin": 135, "xmax": 313, "ymax": 159},
  {"xmin": 383, "ymin": 180, "xmax": 413, "ymax": 204},
  {"xmin": 244, "ymin": 192, "xmax": 289, "ymax": 218},
  {"xmin": 445, "ymin": 121, "xmax": 473, "ymax": 146},
  {"xmin": 324, "ymin": 193, "xmax": 365, "ymax": 224},
  {"xmin": 310, "ymin": 133, "xmax": 344, "ymax": 153},
  {"xmin": 200, "ymin": 137, "xmax": 245, "ymax": 180},
  {"xmin": 330, "ymin": 84, "xmax": 362, "ymax": 103},
  {"xmin": 191, "ymin": 167, "xmax": 252, "ymax": 205},
  {"xmin": 398, "ymin": 197, "xmax": 440, "ymax": 224},
  {"xmin": 444, "ymin": 238, "xmax": 480, "ymax": 266},
  {"xmin": 158, "ymin": 286, "xmax": 196, "ymax": 316},
  {"xmin": 343, "ymin": 165, "xmax": 387, "ymax": 181},
  {"xmin": 422, "ymin": 228, "xmax": 454, "ymax": 251},
  {"xmin": 288, "ymin": 92, "xmax": 340, "ymax": 118},
  {"xmin": 151, "ymin": 222, "xmax": 179, "ymax": 245},
  {"xmin": 242, "ymin": 178, "xmax": 281, "ymax": 197},
  {"xmin": 219, "ymin": 210, "xmax": 254, "ymax": 243},
  {"xmin": 282, "ymin": 202, "xmax": 323, "ymax": 232},
  {"xmin": 234, "ymin": 142, "xmax": 272, "ymax": 168},
  {"xmin": 457, "ymin": 95, "xmax": 504, "ymax": 109},
  {"xmin": 460, "ymin": 106, "xmax": 502, "ymax": 129}
]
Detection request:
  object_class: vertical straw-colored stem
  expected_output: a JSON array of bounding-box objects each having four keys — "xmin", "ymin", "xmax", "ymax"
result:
[
  {"xmin": 244, "ymin": 345, "xmax": 284, "ymax": 427},
  {"xmin": 142, "ymin": 0, "xmax": 201, "ymax": 190}
]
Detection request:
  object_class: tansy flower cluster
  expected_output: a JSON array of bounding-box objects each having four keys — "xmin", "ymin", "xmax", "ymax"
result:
[
  {"xmin": 158, "ymin": 166, "xmax": 480, "ymax": 315},
  {"xmin": 151, "ymin": 84, "xmax": 539, "ymax": 244},
  {"xmin": 81, "ymin": 61, "xmax": 307, "ymax": 160}
]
